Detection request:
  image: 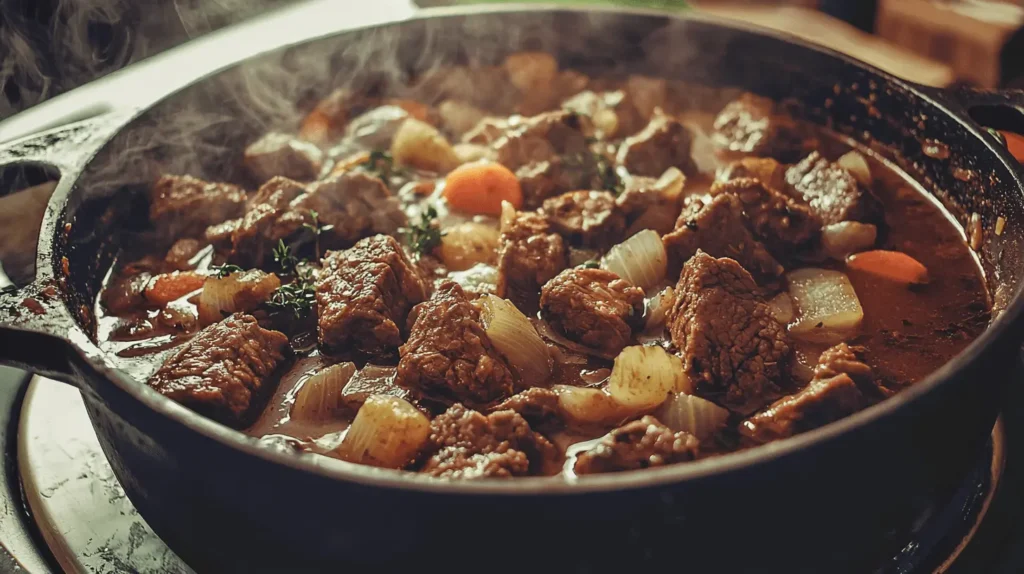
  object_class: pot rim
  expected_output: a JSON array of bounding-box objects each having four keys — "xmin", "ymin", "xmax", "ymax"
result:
[{"xmin": 61, "ymin": 3, "xmax": 1024, "ymax": 495}]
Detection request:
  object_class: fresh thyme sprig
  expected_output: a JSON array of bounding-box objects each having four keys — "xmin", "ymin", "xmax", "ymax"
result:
[
  {"xmin": 401, "ymin": 205, "xmax": 444, "ymax": 257},
  {"xmin": 266, "ymin": 267, "xmax": 316, "ymax": 319},
  {"xmin": 210, "ymin": 263, "xmax": 244, "ymax": 279},
  {"xmin": 272, "ymin": 240, "xmax": 301, "ymax": 276},
  {"xmin": 359, "ymin": 150, "xmax": 406, "ymax": 181},
  {"xmin": 302, "ymin": 209, "xmax": 335, "ymax": 260}
]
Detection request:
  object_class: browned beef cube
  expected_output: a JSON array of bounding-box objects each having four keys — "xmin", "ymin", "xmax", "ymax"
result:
[
  {"xmin": 668, "ymin": 251, "xmax": 791, "ymax": 415},
  {"xmin": 662, "ymin": 194, "xmax": 781, "ymax": 281},
  {"xmin": 243, "ymin": 132, "xmax": 324, "ymax": 183},
  {"xmin": 489, "ymin": 388, "xmax": 561, "ymax": 429},
  {"xmin": 540, "ymin": 268, "xmax": 645, "ymax": 355},
  {"xmin": 541, "ymin": 191, "xmax": 626, "ymax": 249},
  {"xmin": 711, "ymin": 93, "xmax": 811, "ymax": 162},
  {"xmin": 316, "ymin": 235, "xmax": 428, "ymax": 355},
  {"xmin": 710, "ymin": 178, "xmax": 820, "ymax": 257},
  {"xmin": 785, "ymin": 151, "xmax": 881, "ymax": 225},
  {"xmin": 397, "ymin": 282, "xmax": 514, "ymax": 408},
  {"xmin": 496, "ymin": 210, "xmax": 568, "ymax": 313},
  {"xmin": 739, "ymin": 374, "xmax": 865, "ymax": 443},
  {"xmin": 616, "ymin": 111, "xmax": 697, "ymax": 177},
  {"xmin": 814, "ymin": 342, "xmax": 890, "ymax": 398},
  {"xmin": 515, "ymin": 158, "xmax": 597, "ymax": 209},
  {"xmin": 574, "ymin": 416, "xmax": 699, "ymax": 475},
  {"xmin": 150, "ymin": 175, "xmax": 246, "ymax": 238},
  {"xmin": 204, "ymin": 218, "xmax": 242, "ymax": 251},
  {"xmin": 165, "ymin": 238, "xmax": 204, "ymax": 270},
  {"xmin": 421, "ymin": 403, "xmax": 559, "ymax": 478},
  {"xmin": 615, "ymin": 174, "xmax": 684, "ymax": 236},
  {"xmin": 148, "ymin": 313, "xmax": 290, "ymax": 427},
  {"xmin": 495, "ymin": 110, "xmax": 591, "ymax": 170},
  {"xmin": 718, "ymin": 157, "xmax": 787, "ymax": 193},
  {"xmin": 229, "ymin": 176, "xmax": 307, "ymax": 267},
  {"xmin": 561, "ymin": 89, "xmax": 646, "ymax": 138}
]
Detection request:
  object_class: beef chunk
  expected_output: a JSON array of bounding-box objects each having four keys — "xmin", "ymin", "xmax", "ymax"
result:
[
  {"xmin": 397, "ymin": 282, "xmax": 515, "ymax": 408},
  {"xmin": 204, "ymin": 218, "xmax": 241, "ymax": 251},
  {"xmin": 148, "ymin": 313, "xmax": 289, "ymax": 427},
  {"xmin": 339, "ymin": 365, "xmax": 410, "ymax": 411},
  {"xmin": 243, "ymin": 132, "xmax": 324, "ymax": 183},
  {"xmin": 574, "ymin": 416, "xmax": 699, "ymax": 475},
  {"xmin": 316, "ymin": 235, "xmax": 428, "ymax": 355},
  {"xmin": 739, "ymin": 374, "xmax": 865, "ymax": 443},
  {"xmin": 615, "ymin": 174, "xmax": 684, "ymax": 236},
  {"xmin": 489, "ymin": 388, "xmax": 561, "ymax": 430},
  {"xmin": 616, "ymin": 111, "xmax": 697, "ymax": 177},
  {"xmin": 662, "ymin": 194, "xmax": 781, "ymax": 280},
  {"xmin": 541, "ymin": 190, "xmax": 626, "ymax": 249},
  {"xmin": 421, "ymin": 404, "xmax": 559, "ymax": 479},
  {"xmin": 711, "ymin": 93, "xmax": 811, "ymax": 162},
  {"xmin": 667, "ymin": 251, "xmax": 791, "ymax": 415},
  {"xmin": 814, "ymin": 342, "xmax": 889, "ymax": 397},
  {"xmin": 494, "ymin": 110, "xmax": 591, "ymax": 170},
  {"xmin": 150, "ymin": 175, "xmax": 246, "ymax": 238},
  {"xmin": 540, "ymin": 268, "xmax": 645, "ymax": 355},
  {"xmin": 785, "ymin": 152, "xmax": 880, "ymax": 225},
  {"xmin": 496, "ymin": 210, "xmax": 568, "ymax": 312},
  {"xmin": 718, "ymin": 157, "xmax": 787, "ymax": 192},
  {"xmin": 165, "ymin": 238, "xmax": 204, "ymax": 270},
  {"xmin": 229, "ymin": 172, "xmax": 406, "ymax": 267},
  {"xmin": 710, "ymin": 178, "xmax": 820, "ymax": 256},
  {"xmin": 561, "ymin": 89, "xmax": 646, "ymax": 138},
  {"xmin": 515, "ymin": 158, "xmax": 596, "ymax": 209}
]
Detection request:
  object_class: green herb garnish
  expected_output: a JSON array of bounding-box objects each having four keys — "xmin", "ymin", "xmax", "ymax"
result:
[
  {"xmin": 401, "ymin": 205, "xmax": 444, "ymax": 257},
  {"xmin": 581, "ymin": 260, "xmax": 601, "ymax": 269},
  {"xmin": 266, "ymin": 268, "xmax": 316, "ymax": 319},
  {"xmin": 359, "ymin": 150, "xmax": 405, "ymax": 181},
  {"xmin": 302, "ymin": 210, "xmax": 335, "ymax": 260},
  {"xmin": 211, "ymin": 264, "xmax": 244, "ymax": 279},
  {"xmin": 272, "ymin": 240, "xmax": 300, "ymax": 276}
]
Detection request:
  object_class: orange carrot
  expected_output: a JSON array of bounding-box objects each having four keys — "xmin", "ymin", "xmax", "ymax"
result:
[
  {"xmin": 846, "ymin": 250, "xmax": 929, "ymax": 284},
  {"xmin": 145, "ymin": 271, "xmax": 206, "ymax": 305},
  {"xmin": 443, "ymin": 162, "xmax": 523, "ymax": 215},
  {"xmin": 1000, "ymin": 131, "xmax": 1024, "ymax": 164}
]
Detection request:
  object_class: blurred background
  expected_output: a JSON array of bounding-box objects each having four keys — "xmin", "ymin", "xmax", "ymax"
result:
[{"xmin": 0, "ymin": 0, "xmax": 1023, "ymax": 124}]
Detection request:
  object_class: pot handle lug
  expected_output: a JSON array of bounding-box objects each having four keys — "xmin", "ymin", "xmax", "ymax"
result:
[
  {"xmin": 925, "ymin": 86, "xmax": 1024, "ymax": 160},
  {"xmin": 0, "ymin": 112, "xmax": 134, "ymax": 386}
]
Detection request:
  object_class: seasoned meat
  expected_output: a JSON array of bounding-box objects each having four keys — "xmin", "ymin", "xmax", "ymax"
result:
[
  {"xmin": 150, "ymin": 175, "xmax": 246, "ymax": 238},
  {"xmin": 668, "ymin": 251, "xmax": 791, "ymax": 415},
  {"xmin": 541, "ymin": 190, "xmax": 626, "ymax": 249},
  {"xmin": 397, "ymin": 281, "xmax": 515, "ymax": 408},
  {"xmin": 243, "ymin": 132, "xmax": 324, "ymax": 183},
  {"xmin": 785, "ymin": 152, "xmax": 881, "ymax": 225},
  {"xmin": 710, "ymin": 178, "xmax": 820, "ymax": 257},
  {"xmin": 615, "ymin": 174, "xmax": 684, "ymax": 236},
  {"xmin": 574, "ymin": 416, "xmax": 699, "ymax": 475},
  {"xmin": 718, "ymin": 157, "xmax": 787, "ymax": 194},
  {"xmin": 421, "ymin": 404, "xmax": 559, "ymax": 479},
  {"xmin": 711, "ymin": 93, "xmax": 810, "ymax": 162},
  {"xmin": 540, "ymin": 268, "xmax": 645, "ymax": 355},
  {"xmin": 561, "ymin": 89, "xmax": 646, "ymax": 138},
  {"xmin": 662, "ymin": 194, "xmax": 781, "ymax": 280},
  {"xmin": 739, "ymin": 374, "xmax": 865, "ymax": 443},
  {"xmin": 814, "ymin": 342, "xmax": 889, "ymax": 397},
  {"xmin": 616, "ymin": 111, "xmax": 697, "ymax": 177},
  {"xmin": 165, "ymin": 238, "xmax": 204, "ymax": 270},
  {"xmin": 230, "ymin": 172, "xmax": 406, "ymax": 267},
  {"xmin": 316, "ymin": 235, "xmax": 427, "ymax": 355},
  {"xmin": 204, "ymin": 218, "xmax": 241, "ymax": 251},
  {"xmin": 494, "ymin": 110, "xmax": 591, "ymax": 170},
  {"xmin": 515, "ymin": 158, "xmax": 595, "ymax": 209},
  {"xmin": 489, "ymin": 388, "xmax": 561, "ymax": 429},
  {"xmin": 148, "ymin": 313, "xmax": 290, "ymax": 427},
  {"xmin": 496, "ymin": 210, "xmax": 568, "ymax": 312}
]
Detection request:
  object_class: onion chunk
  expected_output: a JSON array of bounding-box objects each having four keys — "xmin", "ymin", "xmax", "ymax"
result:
[
  {"xmin": 607, "ymin": 345, "xmax": 691, "ymax": 409},
  {"xmin": 601, "ymin": 229, "xmax": 668, "ymax": 291},
  {"xmin": 553, "ymin": 385, "xmax": 637, "ymax": 426},
  {"xmin": 291, "ymin": 362, "xmax": 357, "ymax": 423},
  {"xmin": 198, "ymin": 269, "xmax": 281, "ymax": 325},
  {"xmin": 655, "ymin": 392, "xmax": 730, "ymax": 440},
  {"xmin": 335, "ymin": 395, "xmax": 431, "ymax": 469},
  {"xmin": 786, "ymin": 268, "xmax": 864, "ymax": 344},
  {"xmin": 476, "ymin": 294, "xmax": 552, "ymax": 385}
]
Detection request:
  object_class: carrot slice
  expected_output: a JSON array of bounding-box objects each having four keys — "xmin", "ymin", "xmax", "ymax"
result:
[
  {"xmin": 443, "ymin": 162, "xmax": 523, "ymax": 215},
  {"xmin": 144, "ymin": 271, "xmax": 206, "ymax": 305},
  {"xmin": 846, "ymin": 250, "xmax": 929, "ymax": 284},
  {"xmin": 999, "ymin": 131, "xmax": 1024, "ymax": 164}
]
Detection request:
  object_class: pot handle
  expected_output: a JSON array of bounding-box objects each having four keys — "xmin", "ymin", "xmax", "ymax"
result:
[
  {"xmin": 925, "ymin": 86, "xmax": 1024, "ymax": 161},
  {"xmin": 0, "ymin": 112, "xmax": 135, "ymax": 386}
]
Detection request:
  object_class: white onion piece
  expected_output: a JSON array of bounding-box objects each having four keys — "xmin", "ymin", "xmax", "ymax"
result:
[
  {"xmin": 645, "ymin": 287, "xmax": 676, "ymax": 330},
  {"xmin": 767, "ymin": 292, "xmax": 795, "ymax": 325},
  {"xmin": 390, "ymin": 118, "xmax": 459, "ymax": 173},
  {"xmin": 607, "ymin": 345, "xmax": 691, "ymax": 409},
  {"xmin": 291, "ymin": 363, "xmax": 357, "ymax": 422},
  {"xmin": 821, "ymin": 221, "xmax": 877, "ymax": 260},
  {"xmin": 837, "ymin": 150, "xmax": 872, "ymax": 186},
  {"xmin": 477, "ymin": 295, "xmax": 552, "ymax": 385},
  {"xmin": 198, "ymin": 270, "xmax": 280, "ymax": 325},
  {"xmin": 655, "ymin": 392, "xmax": 730, "ymax": 440},
  {"xmin": 601, "ymin": 229, "xmax": 667, "ymax": 291},
  {"xmin": 553, "ymin": 385, "xmax": 637, "ymax": 426},
  {"xmin": 335, "ymin": 395, "xmax": 431, "ymax": 469},
  {"xmin": 499, "ymin": 200, "xmax": 517, "ymax": 233},
  {"xmin": 448, "ymin": 263, "xmax": 499, "ymax": 295},
  {"xmin": 654, "ymin": 167, "xmax": 686, "ymax": 201},
  {"xmin": 787, "ymin": 268, "xmax": 864, "ymax": 344}
]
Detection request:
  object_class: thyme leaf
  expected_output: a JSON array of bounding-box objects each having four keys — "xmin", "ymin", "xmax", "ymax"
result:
[
  {"xmin": 211, "ymin": 264, "xmax": 244, "ymax": 279},
  {"xmin": 401, "ymin": 205, "xmax": 444, "ymax": 257}
]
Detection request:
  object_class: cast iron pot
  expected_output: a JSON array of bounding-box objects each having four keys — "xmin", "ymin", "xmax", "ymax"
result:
[{"xmin": 1, "ymin": 6, "xmax": 1024, "ymax": 573}]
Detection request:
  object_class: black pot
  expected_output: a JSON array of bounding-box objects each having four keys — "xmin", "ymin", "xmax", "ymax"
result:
[{"xmin": 2, "ymin": 7, "xmax": 1024, "ymax": 573}]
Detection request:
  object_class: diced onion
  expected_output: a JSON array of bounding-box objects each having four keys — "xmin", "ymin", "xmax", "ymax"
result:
[
  {"xmin": 198, "ymin": 269, "xmax": 281, "ymax": 325},
  {"xmin": 654, "ymin": 166, "xmax": 686, "ymax": 201},
  {"xmin": 335, "ymin": 395, "xmax": 431, "ymax": 469},
  {"xmin": 553, "ymin": 385, "xmax": 637, "ymax": 426},
  {"xmin": 645, "ymin": 287, "xmax": 676, "ymax": 330},
  {"xmin": 291, "ymin": 362, "xmax": 357, "ymax": 422},
  {"xmin": 439, "ymin": 222, "xmax": 499, "ymax": 271},
  {"xmin": 593, "ymin": 109, "xmax": 619, "ymax": 137},
  {"xmin": 499, "ymin": 200, "xmax": 517, "ymax": 233},
  {"xmin": 601, "ymin": 229, "xmax": 667, "ymax": 291},
  {"xmin": 654, "ymin": 392, "xmax": 730, "ymax": 440},
  {"xmin": 390, "ymin": 118, "xmax": 460, "ymax": 173},
  {"xmin": 607, "ymin": 345, "xmax": 691, "ymax": 409},
  {"xmin": 821, "ymin": 221, "xmax": 877, "ymax": 260},
  {"xmin": 767, "ymin": 292, "xmax": 795, "ymax": 325},
  {"xmin": 476, "ymin": 294, "xmax": 553, "ymax": 385},
  {"xmin": 837, "ymin": 150, "xmax": 872, "ymax": 186},
  {"xmin": 786, "ymin": 268, "xmax": 864, "ymax": 344}
]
